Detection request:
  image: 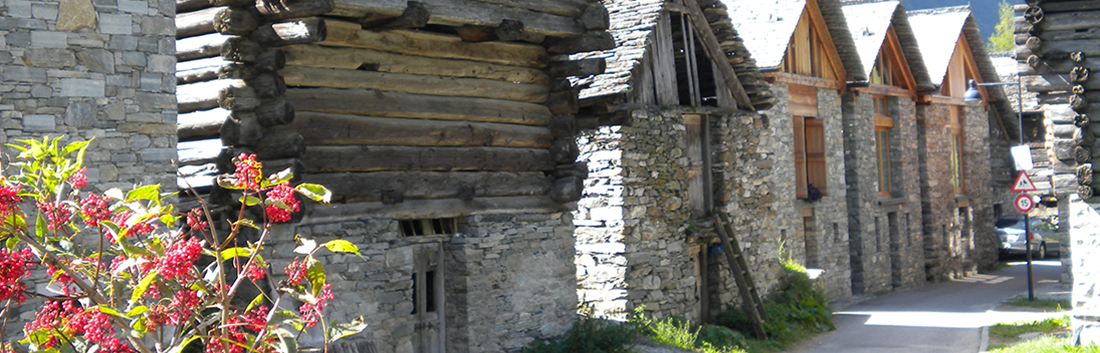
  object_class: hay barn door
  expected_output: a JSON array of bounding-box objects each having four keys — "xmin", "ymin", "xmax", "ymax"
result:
[
  {"xmin": 684, "ymin": 114, "xmax": 711, "ymax": 216},
  {"xmin": 411, "ymin": 242, "xmax": 445, "ymax": 353}
]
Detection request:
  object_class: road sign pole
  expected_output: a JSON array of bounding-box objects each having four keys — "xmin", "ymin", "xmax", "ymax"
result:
[{"xmin": 1025, "ymin": 213, "xmax": 1034, "ymax": 301}]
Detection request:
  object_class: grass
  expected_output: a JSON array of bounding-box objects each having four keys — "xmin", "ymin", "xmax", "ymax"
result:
[
  {"xmin": 989, "ymin": 316, "xmax": 1069, "ymax": 339},
  {"xmin": 988, "ymin": 335, "xmax": 1100, "ymax": 353},
  {"xmin": 522, "ymin": 311, "xmax": 637, "ymax": 353},
  {"xmin": 1002, "ymin": 295, "xmax": 1070, "ymax": 311}
]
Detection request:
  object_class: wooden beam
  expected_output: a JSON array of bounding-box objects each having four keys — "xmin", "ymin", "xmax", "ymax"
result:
[
  {"xmin": 176, "ymin": 6, "xmax": 222, "ymax": 39},
  {"xmin": 280, "ymin": 44, "xmax": 548, "ymax": 83},
  {"xmin": 544, "ymin": 30, "xmax": 615, "ymax": 54},
  {"xmin": 179, "ymin": 79, "xmax": 236, "ymax": 113},
  {"xmin": 362, "ymin": 1, "xmax": 430, "ymax": 30},
  {"xmin": 214, "ymin": 7, "xmax": 260, "ymax": 36},
  {"xmin": 279, "ymin": 65, "xmax": 549, "ymax": 103},
  {"xmin": 300, "ymin": 145, "xmax": 554, "ymax": 172},
  {"xmin": 302, "ymin": 195, "xmax": 562, "ymax": 219},
  {"xmin": 177, "ymin": 33, "xmax": 229, "ymax": 61},
  {"xmin": 305, "ymin": 171, "xmax": 550, "ymax": 202},
  {"xmin": 764, "ymin": 72, "xmax": 846, "ymax": 91},
  {"xmin": 321, "ymin": 19, "xmax": 548, "ymax": 68},
  {"xmin": 254, "ymin": 0, "xmax": 334, "ymax": 22},
  {"xmin": 251, "ymin": 18, "xmax": 328, "ymax": 47},
  {"xmin": 327, "ymin": 0, "xmax": 585, "ymax": 38},
  {"xmin": 683, "ymin": 0, "xmax": 754, "ymax": 110},
  {"xmin": 285, "ymin": 87, "xmax": 552, "ymax": 125},
  {"xmin": 470, "ymin": 0, "xmax": 586, "ymax": 18},
  {"xmin": 177, "ymin": 63, "xmax": 221, "ymax": 84},
  {"xmin": 177, "ymin": 0, "xmax": 213, "ymax": 13},
  {"xmin": 178, "ymin": 108, "xmax": 230, "ymax": 141},
  {"xmin": 548, "ymin": 58, "xmax": 605, "ymax": 78},
  {"xmin": 276, "ymin": 111, "xmax": 554, "ymax": 148},
  {"xmin": 178, "ymin": 138, "xmax": 223, "ymax": 165}
]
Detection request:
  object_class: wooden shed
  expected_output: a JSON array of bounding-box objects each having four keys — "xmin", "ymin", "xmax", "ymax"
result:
[{"xmin": 173, "ymin": 0, "xmax": 612, "ymax": 351}]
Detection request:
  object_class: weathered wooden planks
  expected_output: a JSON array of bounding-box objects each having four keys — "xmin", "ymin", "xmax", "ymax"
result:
[
  {"xmin": 280, "ymin": 44, "xmax": 548, "ymax": 83},
  {"xmin": 277, "ymin": 111, "xmax": 554, "ymax": 148},
  {"xmin": 327, "ymin": 0, "xmax": 585, "ymax": 38},
  {"xmin": 177, "ymin": 6, "xmax": 223, "ymax": 38},
  {"xmin": 179, "ymin": 108, "xmax": 231, "ymax": 140},
  {"xmin": 178, "ymin": 0, "xmax": 214, "ymax": 13},
  {"xmin": 280, "ymin": 65, "xmax": 549, "ymax": 103},
  {"xmin": 178, "ymin": 138, "xmax": 224, "ymax": 165},
  {"xmin": 285, "ymin": 88, "xmax": 552, "ymax": 125},
  {"xmin": 178, "ymin": 79, "xmax": 237, "ymax": 113},
  {"xmin": 321, "ymin": 19, "xmax": 548, "ymax": 68},
  {"xmin": 303, "ymin": 195, "xmax": 562, "ymax": 219},
  {"xmin": 305, "ymin": 171, "xmax": 550, "ymax": 202},
  {"xmin": 177, "ymin": 33, "xmax": 230, "ymax": 61},
  {"xmin": 300, "ymin": 145, "xmax": 554, "ymax": 172}
]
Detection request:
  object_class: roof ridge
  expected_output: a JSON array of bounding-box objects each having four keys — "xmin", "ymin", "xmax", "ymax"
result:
[{"xmin": 907, "ymin": 5, "xmax": 970, "ymax": 16}]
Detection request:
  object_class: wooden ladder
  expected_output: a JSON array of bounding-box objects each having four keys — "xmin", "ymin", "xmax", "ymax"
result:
[{"xmin": 712, "ymin": 211, "xmax": 768, "ymax": 340}]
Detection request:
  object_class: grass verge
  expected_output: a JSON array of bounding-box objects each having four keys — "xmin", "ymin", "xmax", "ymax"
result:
[
  {"xmin": 987, "ymin": 316, "xmax": 1100, "ymax": 353},
  {"xmin": 1001, "ymin": 295, "xmax": 1070, "ymax": 311}
]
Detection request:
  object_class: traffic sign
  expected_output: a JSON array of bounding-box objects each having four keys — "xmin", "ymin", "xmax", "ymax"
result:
[
  {"xmin": 1015, "ymin": 194, "xmax": 1035, "ymax": 213},
  {"xmin": 1011, "ymin": 171, "xmax": 1037, "ymax": 192}
]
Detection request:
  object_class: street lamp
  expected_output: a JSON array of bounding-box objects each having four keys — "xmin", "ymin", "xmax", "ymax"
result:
[{"xmin": 964, "ymin": 75, "xmax": 1037, "ymax": 301}]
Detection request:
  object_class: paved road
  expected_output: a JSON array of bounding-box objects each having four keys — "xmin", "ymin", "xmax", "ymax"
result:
[{"xmin": 786, "ymin": 260, "xmax": 1065, "ymax": 353}]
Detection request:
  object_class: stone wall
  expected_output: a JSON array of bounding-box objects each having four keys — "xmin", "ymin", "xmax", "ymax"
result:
[
  {"xmin": 841, "ymin": 93, "xmax": 925, "ymax": 295},
  {"xmin": 916, "ymin": 103, "xmax": 997, "ymax": 281},
  {"xmin": 574, "ymin": 107, "xmax": 790, "ymax": 323},
  {"xmin": 1062, "ymin": 195, "xmax": 1100, "ymax": 345},
  {"xmin": 0, "ymin": 0, "xmax": 176, "ymax": 339},
  {"xmin": 270, "ymin": 211, "xmax": 576, "ymax": 353},
  {"xmin": 0, "ymin": 0, "xmax": 177, "ymax": 191},
  {"xmin": 761, "ymin": 83, "xmax": 852, "ymax": 300}
]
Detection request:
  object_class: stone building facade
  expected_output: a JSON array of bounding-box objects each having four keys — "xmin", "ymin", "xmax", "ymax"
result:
[{"xmin": 0, "ymin": 0, "xmax": 177, "ymax": 339}]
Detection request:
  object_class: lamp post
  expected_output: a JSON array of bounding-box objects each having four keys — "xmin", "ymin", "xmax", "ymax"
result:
[{"xmin": 964, "ymin": 74, "xmax": 1036, "ymax": 301}]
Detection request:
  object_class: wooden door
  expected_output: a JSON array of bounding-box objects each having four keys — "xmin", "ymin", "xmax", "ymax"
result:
[{"xmin": 411, "ymin": 242, "xmax": 445, "ymax": 353}]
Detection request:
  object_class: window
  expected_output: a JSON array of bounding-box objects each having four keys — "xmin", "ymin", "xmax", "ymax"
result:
[
  {"xmin": 794, "ymin": 116, "xmax": 827, "ymax": 199},
  {"xmin": 781, "ymin": 5, "xmax": 840, "ymax": 80},
  {"xmin": 871, "ymin": 52, "xmax": 893, "ymax": 86},
  {"xmin": 400, "ymin": 218, "xmax": 457, "ymax": 236},
  {"xmin": 949, "ymin": 107, "xmax": 965, "ymax": 194},
  {"xmin": 874, "ymin": 96, "xmax": 893, "ymax": 196}
]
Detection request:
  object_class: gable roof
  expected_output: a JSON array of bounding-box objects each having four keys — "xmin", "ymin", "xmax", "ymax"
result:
[
  {"xmin": 840, "ymin": 0, "xmax": 934, "ymax": 91},
  {"xmin": 571, "ymin": 0, "xmax": 775, "ymax": 110},
  {"xmin": 908, "ymin": 5, "xmax": 1016, "ymax": 140},
  {"xmin": 906, "ymin": 6, "xmax": 971, "ymax": 87},
  {"xmin": 723, "ymin": 0, "xmax": 866, "ymax": 82}
]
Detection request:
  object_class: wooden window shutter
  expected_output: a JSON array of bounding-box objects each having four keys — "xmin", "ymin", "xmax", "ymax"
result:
[
  {"xmin": 794, "ymin": 116, "xmax": 808, "ymax": 198},
  {"xmin": 685, "ymin": 114, "xmax": 706, "ymax": 214},
  {"xmin": 804, "ymin": 118, "xmax": 827, "ymax": 195}
]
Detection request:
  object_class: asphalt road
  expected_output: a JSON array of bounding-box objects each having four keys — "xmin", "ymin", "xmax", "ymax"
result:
[{"xmin": 786, "ymin": 259, "xmax": 1065, "ymax": 353}]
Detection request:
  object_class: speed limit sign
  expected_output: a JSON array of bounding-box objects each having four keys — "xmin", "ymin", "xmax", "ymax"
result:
[{"xmin": 1015, "ymin": 194, "xmax": 1035, "ymax": 213}]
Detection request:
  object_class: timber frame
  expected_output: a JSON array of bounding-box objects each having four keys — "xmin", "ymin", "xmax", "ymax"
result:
[{"xmin": 175, "ymin": 0, "xmax": 615, "ymax": 217}]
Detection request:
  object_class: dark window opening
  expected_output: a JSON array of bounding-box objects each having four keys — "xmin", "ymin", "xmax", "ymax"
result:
[
  {"xmin": 411, "ymin": 272, "xmax": 417, "ymax": 315},
  {"xmin": 400, "ymin": 218, "xmax": 457, "ymax": 236},
  {"xmin": 1020, "ymin": 112, "xmax": 1045, "ymax": 144},
  {"xmin": 425, "ymin": 270, "xmax": 436, "ymax": 313}
]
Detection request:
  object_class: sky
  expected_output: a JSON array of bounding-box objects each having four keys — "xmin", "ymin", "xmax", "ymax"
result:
[{"xmin": 900, "ymin": 0, "xmax": 1025, "ymax": 44}]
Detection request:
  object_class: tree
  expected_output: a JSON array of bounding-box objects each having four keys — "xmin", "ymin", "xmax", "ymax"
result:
[
  {"xmin": 988, "ymin": 0, "xmax": 1015, "ymax": 53},
  {"xmin": 0, "ymin": 137, "xmax": 362, "ymax": 353}
]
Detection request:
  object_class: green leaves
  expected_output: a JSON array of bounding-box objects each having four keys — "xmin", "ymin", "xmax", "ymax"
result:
[
  {"xmin": 306, "ymin": 257, "xmax": 325, "ymax": 298},
  {"xmin": 295, "ymin": 183, "xmax": 331, "ymax": 204},
  {"xmin": 323, "ymin": 239, "xmax": 363, "ymax": 259},
  {"xmin": 131, "ymin": 270, "xmax": 159, "ymax": 304},
  {"xmin": 327, "ymin": 316, "xmax": 368, "ymax": 343}
]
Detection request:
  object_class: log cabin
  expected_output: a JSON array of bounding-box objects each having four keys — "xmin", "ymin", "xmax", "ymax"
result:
[
  {"xmin": 725, "ymin": 0, "xmax": 866, "ymax": 301},
  {"xmin": 569, "ymin": 0, "xmax": 783, "ymax": 323},
  {"xmin": 838, "ymin": 0, "xmax": 933, "ymax": 295},
  {"xmin": 908, "ymin": 5, "xmax": 1014, "ymax": 280},
  {"xmin": 173, "ymin": 0, "xmax": 612, "ymax": 351},
  {"xmin": 1012, "ymin": 0, "xmax": 1100, "ymax": 345}
]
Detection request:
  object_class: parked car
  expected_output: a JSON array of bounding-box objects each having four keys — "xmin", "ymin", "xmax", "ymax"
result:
[{"xmin": 996, "ymin": 218, "xmax": 1059, "ymax": 259}]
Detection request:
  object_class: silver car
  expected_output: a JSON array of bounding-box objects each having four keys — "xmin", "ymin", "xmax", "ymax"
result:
[{"xmin": 996, "ymin": 218, "xmax": 1059, "ymax": 259}]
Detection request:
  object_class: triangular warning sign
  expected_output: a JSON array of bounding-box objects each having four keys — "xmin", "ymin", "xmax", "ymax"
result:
[{"xmin": 1012, "ymin": 171, "xmax": 1037, "ymax": 192}]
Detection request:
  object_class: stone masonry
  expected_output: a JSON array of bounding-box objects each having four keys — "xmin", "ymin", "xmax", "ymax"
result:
[
  {"xmin": 0, "ymin": 0, "xmax": 176, "ymax": 339},
  {"xmin": 272, "ymin": 211, "xmax": 576, "ymax": 353},
  {"xmin": 841, "ymin": 92, "xmax": 925, "ymax": 295},
  {"xmin": 917, "ymin": 103, "xmax": 998, "ymax": 281}
]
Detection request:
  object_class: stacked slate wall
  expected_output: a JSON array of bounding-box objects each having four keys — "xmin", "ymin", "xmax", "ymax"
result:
[
  {"xmin": 574, "ymin": 108, "xmax": 788, "ymax": 323},
  {"xmin": 916, "ymin": 103, "xmax": 997, "ymax": 281},
  {"xmin": 841, "ymin": 92, "xmax": 925, "ymax": 295},
  {"xmin": 764, "ymin": 83, "xmax": 852, "ymax": 301},
  {"xmin": 273, "ymin": 211, "xmax": 576, "ymax": 353},
  {"xmin": 0, "ymin": 0, "xmax": 176, "ymax": 339}
]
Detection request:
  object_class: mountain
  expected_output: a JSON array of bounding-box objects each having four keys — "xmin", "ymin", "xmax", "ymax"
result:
[{"xmin": 900, "ymin": 0, "xmax": 1024, "ymax": 48}]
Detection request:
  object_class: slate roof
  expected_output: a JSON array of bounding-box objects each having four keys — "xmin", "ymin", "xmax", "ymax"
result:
[
  {"xmin": 839, "ymin": 0, "xmax": 934, "ymax": 91},
  {"xmin": 572, "ymin": 0, "xmax": 776, "ymax": 110},
  {"xmin": 908, "ymin": 6, "xmax": 1016, "ymax": 140},
  {"xmin": 723, "ymin": 0, "xmax": 867, "ymax": 82}
]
